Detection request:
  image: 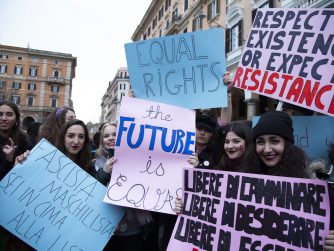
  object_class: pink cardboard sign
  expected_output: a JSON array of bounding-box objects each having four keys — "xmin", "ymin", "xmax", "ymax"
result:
[
  {"xmin": 103, "ymin": 97, "xmax": 195, "ymax": 214},
  {"xmin": 167, "ymin": 167, "xmax": 330, "ymax": 251},
  {"xmin": 234, "ymin": 8, "xmax": 334, "ymax": 116}
]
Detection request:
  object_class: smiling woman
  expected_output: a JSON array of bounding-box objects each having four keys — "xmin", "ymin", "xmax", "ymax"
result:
[
  {"xmin": 0, "ymin": 100, "xmax": 32, "ymax": 181},
  {"xmin": 55, "ymin": 119, "xmax": 92, "ymax": 172}
]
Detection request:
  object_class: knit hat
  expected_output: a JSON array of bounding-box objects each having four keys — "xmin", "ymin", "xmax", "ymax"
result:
[
  {"xmin": 196, "ymin": 114, "xmax": 216, "ymax": 133},
  {"xmin": 253, "ymin": 111, "xmax": 294, "ymax": 143}
]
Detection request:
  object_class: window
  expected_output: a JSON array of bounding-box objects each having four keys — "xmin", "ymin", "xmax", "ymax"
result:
[
  {"xmin": 0, "ymin": 64, "xmax": 7, "ymax": 74},
  {"xmin": 231, "ymin": 24, "xmax": 239, "ymax": 51},
  {"xmin": 27, "ymin": 96, "xmax": 34, "ymax": 106},
  {"xmin": 166, "ymin": 19, "xmax": 170, "ymax": 30},
  {"xmin": 51, "ymin": 98, "xmax": 58, "ymax": 107},
  {"xmin": 32, "ymin": 57, "xmax": 38, "ymax": 63},
  {"xmin": 159, "ymin": 29, "xmax": 162, "ymax": 37},
  {"xmin": 14, "ymin": 65, "xmax": 23, "ymax": 75},
  {"xmin": 54, "ymin": 60, "xmax": 60, "ymax": 65},
  {"xmin": 12, "ymin": 82, "xmax": 21, "ymax": 90},
  {"xmin": 143, "ymin": 33, "xmax": 147, "ymax": 40},
  {"xmin": 0, "ymin": 54, "xmax": 8, "ymax": 59},
  {"xmin": 192, "ymin": 16, "xmax": 202, "ymax": 31},
  {"xmin": 152, "ymin": 16, "xmax": 157, "ymax": 29},
  {"xmin": 12, "ymin": 95, "xmax": 20, "ymax": 105},
  {"xmin": 29, "ymin": 66, "xmax": 38, "ymax": 77},
  {"xmin": 148, "ymin": 26, "xmax": 151, "ymax": 36},
  {"xmin": 172, "ymin": 8, "xmax": 179, "ymax": 22},
  {"xmin": 17, "ymin": 56, "xmax": 23, "ymax": 60},
  {"xmin": 165, "ymin": 0, "xmax": 171, "ymax": 10},
  {"xmin": 252, "ymin": 0, "xmax": 273, "ymax": 22},
  {"xmin": 28, "ymin": 82, "xmax": 36, "ymax": 91},
  {"xmin": 158, "ymin": 7, "xmax": 164, "ymax": 20},
  {"xmin": 54, "ymin": 70, "xmax": 60, "ymax": 79},
  {"xmin": 226, "ymin": 20, "xmax": 243, "ymax": 53},
  {"xmin": 0, "ymin": 80, "xmax": 5, "ymax": 88},
  {"xmin": 184, "ymin": 0, "xmax": 188, "ymax": 11},
  {"xmin": 51, "ymin": 85, "xmax": 60, "ymax": 93},
  {"xmin": 0, "ymin": 94, "xmax": 5, "ymax": 101},
  {"xmin": 208, "ymin": 0, "xmax": 220, "ymax": 20}
]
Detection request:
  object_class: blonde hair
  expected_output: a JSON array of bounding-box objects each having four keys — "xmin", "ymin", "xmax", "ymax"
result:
[{"xmin": 96, "ymin": 122, "xmax": 117, "ymax": 157}]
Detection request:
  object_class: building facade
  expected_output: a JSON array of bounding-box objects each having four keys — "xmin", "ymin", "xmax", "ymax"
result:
[
  {"xmin": 131, "ymin": 0, "xmax": 334, "ymax": 120},
  {"xmin": 0, "ymin": 44, "xmax": 76, "ymax": 129},
  {"xmin": 100, "ymin": 67, "xmax": 130, "ymax": 122}
]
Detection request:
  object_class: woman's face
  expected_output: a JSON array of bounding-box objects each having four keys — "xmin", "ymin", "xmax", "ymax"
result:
[
  {"xmin": 102, "ymin": 124, "xmax": 117, "ymax": 149},
  {"xmin": 196, "ymin": 127, "xmax": 213, "ymax": 146},
  {"xmin": 256, "ymin": 135, "xmax": 285, "ymax": 167},
  {"xmin": 224, "ymin": 131, "xmax": 246, "ymax": 160},
  {"xmin": 0, "ymin": 104, "xmax": 16, "ymax": 132},
  {"xmin": 64, "ymin": 125, "xmax": 85, "ymax": 157},
  {"xmin": 65, "ymin": 110, "xmax": 76, "ymax": 122}
]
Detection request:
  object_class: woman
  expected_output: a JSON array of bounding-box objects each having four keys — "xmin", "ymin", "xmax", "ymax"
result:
[
  {"xmin": 38, "ymin": 106, "xmax": 76, "ymax": 145},
  {"xmin": 251, "ymin": 110, "xmax": 309, "ymax": 178},
  {"xmin": 175, "ymin": 122, "xmax": 253, "ymax": 213},
  {"xmin": 55, "ymin": 119, "xmax": 92, "ymax": 172},
  {"xmin": 94, "ymin": 122, "xmax": 118, "ymax": 184},
  {"xmin": 0, "ymin": 100, "xmax": 31, "ymax": 180},
  {"xmin": 252, "ymin": 110, "xmax": 334, "ymax": 251},
  {"xmin": 95, "ymin": 122, "xmax": 153, "ymax": 251},
  {"xmin": 0, "ymin": 101, "xmax": 32, "ymax": 251},
  {"xmin": 215, "ymin": 121, "xmax": 252, "ymax": 172}
]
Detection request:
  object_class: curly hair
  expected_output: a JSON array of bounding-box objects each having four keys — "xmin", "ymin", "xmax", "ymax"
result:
[
  {"xmin": 39, "ymin": 107, "xmax": 75, "ymax": 145},
  {"xmin": 55, "ymin": 119, "xmax": 91, "ymax": 171},
  {"xmin": 215, "ymin": 122, "xmax": 253, "ymax": 172},
  {"xmin": 250, "ymin": 140, "xmax": 309, "ymax": 178}
]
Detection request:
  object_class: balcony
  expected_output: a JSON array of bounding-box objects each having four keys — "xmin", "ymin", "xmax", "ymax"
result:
[
  {"xmin": 19, "ymin": 105, "xmax": 55, "ymax": 113},
  {"xmin": 48, "ymin": 76, "xmax": 65, "ymax": 84}
]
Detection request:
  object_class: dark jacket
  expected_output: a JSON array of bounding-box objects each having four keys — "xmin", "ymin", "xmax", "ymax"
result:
[{"xmin": 0, "ymin": 133, "xmax": 32, "ymax": 181}]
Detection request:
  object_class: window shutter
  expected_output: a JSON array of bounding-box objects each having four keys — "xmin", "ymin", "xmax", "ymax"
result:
[
  {"xmin": 19, "ymin": 83, "xmax": 22, "ymax": 89},
  {"xmin": 17, "ymin": 96, "xmax": 20, "ymax": 104},
  {"xmin": 192, "ymin": 19, "xmax": 196, "ymax": 31},
  {"xmin": 217, "ymin": 0, "xmax": 220, "ymax": 15},
  {"xmin": 269, "ymin": 0, "xmax": 274, "ymax": 8},
  {"xmin": 35, "ymin": 69, "xmax": 38, "ymax": 77},
  {"xmin": 14, "ymin": 66, "xmax": 17, "ymax": 74},
  {"xmin": 57, "ymin": 86, "xmax": 60, "ymax": 92},
  {"xmin": 34, "ymin": 83, "xmax": 36, "ymax": 90},
  {"xmin": 29, "ymin": 68, "xmax": 31, "ymax": 76},
  {"xmin": 238, "ymin": 20, "xmax": 243, "ymax": 47},
  {"xmin": 226, "ymin": 28, "xmax": 231, "ymax": 53},
  {"xmin": 207, "ymin": 4, "xmax": 212, "ymax": 20}
]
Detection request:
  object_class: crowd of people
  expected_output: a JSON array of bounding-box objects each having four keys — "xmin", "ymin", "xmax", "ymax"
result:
[{"xmin": 0, "ymin": 76, "xmax": 334, "ymax": 251}]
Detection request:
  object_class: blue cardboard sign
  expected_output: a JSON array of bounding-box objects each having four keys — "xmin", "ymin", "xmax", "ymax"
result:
[
  {"xmin": 0, "ymin": 139, "xmax": 124, "ymax": 251},
  {"xmin": 125, "ymin": 28, "xmax": 227, "ymax": 109},
  {"xmin": 253, "ymin": 116, "xmax": 334, "ymax": 163}
]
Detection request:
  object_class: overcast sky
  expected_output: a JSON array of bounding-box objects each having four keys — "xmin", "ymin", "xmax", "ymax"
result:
[{"xmin": 0, "ymin": 0, "xmax": 152, "ymax": 123}]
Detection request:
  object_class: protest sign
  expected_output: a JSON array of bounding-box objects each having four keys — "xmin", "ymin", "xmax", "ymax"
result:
[
  {"xmin": 0, "ymin": 139, "xmax": 124, "ymax": 251},
  {"xmin": 103, "ymin": 96, "xmax": 195, "ymax": 214},
  {"xmin": 125, "ymin": 28, "xmax": 227, "ymax": 109},
  {"xmin": 234, "ymin": 8, "xmax": 334, "ymax": 117},
  {"xmin": 253, "ymin": 115, "xmax": 334, "ymax": 163},
  {"xmin": 167, "ymin": 167, "xmax": 330, "ymax": 251}
]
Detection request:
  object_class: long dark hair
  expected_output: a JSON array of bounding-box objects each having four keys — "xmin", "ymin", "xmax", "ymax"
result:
[
  {"xmin": 0, "ymin": 100, "xmax": 22, "ymax": 142},
  {"xmin": 39, "ymin": 106, "xmax": 75, "ymax": 144},
  {"xmin": 215, "ymin": 122, "xmax": 253, "ymax": 172},
  {"xmin": 55, "ymin": 119, "xmax": 91, "ymax": 171},
  {"xmin": 250, "ymin": 140, "xmax": 309, "ymax": 178}
]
